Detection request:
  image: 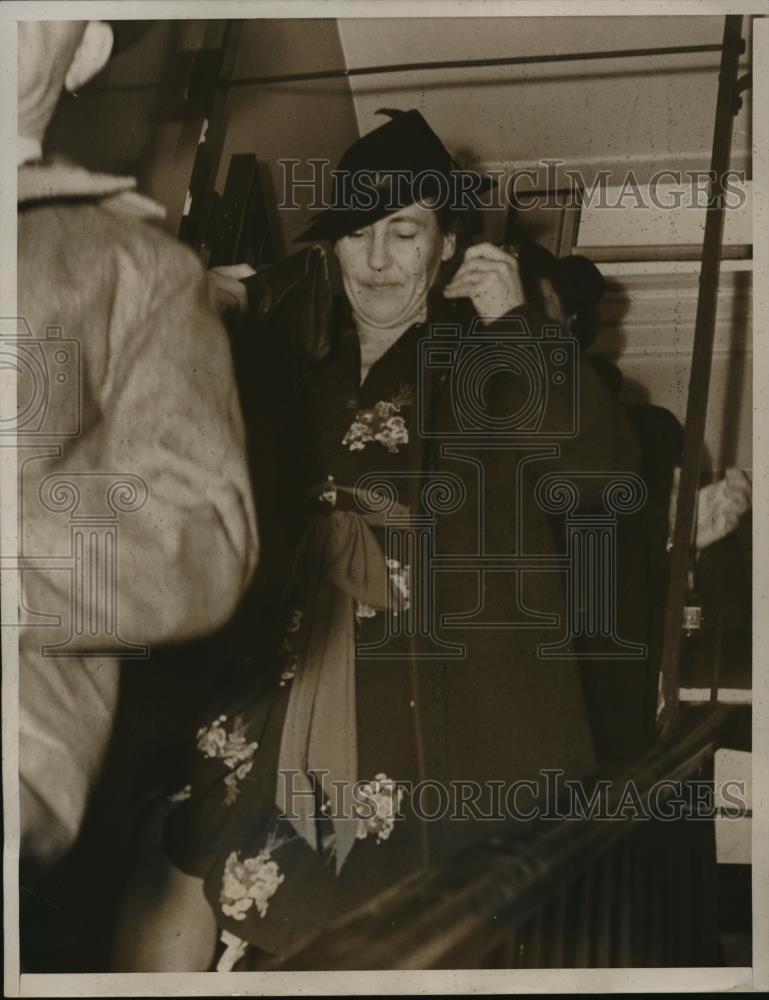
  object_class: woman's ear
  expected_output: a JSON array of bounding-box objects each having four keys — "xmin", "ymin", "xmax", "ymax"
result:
[
  {"xmin": 64, "ymin": 21, "xmax": 114, "ymax": 93},
  {"xmin": 441, "ymin": 232, "xmax": 457, "ymax": 262}
]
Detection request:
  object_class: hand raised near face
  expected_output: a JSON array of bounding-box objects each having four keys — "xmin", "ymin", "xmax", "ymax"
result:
[{"xmin": 443, "ymin": 243, "xmax": 526, "ymax": 325}]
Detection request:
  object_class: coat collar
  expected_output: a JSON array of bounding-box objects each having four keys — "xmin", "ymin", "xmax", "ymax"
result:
[
  {"xmin": 18, "ymin": 158, "xmax": 166, "ymax": 222},
  {"xmin": 18, "ymin": 137, "xmax": 42, "ymax": 168}
]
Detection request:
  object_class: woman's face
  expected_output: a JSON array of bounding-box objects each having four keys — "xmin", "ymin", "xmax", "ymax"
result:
[{"xmin": 335, "ymin": 203, "xmax": 456, "ymax": 329}]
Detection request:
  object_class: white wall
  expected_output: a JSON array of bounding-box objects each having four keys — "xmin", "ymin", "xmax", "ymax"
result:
[
  {"xmin": 596, "ymin": 267, "xmax": 752, "ymax": 473},
  {"xmin": 337, "ymin": 15, "xmax": 752, "ymax": 176}
]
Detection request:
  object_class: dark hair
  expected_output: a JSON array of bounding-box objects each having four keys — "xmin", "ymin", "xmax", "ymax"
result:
[
  {"xmin": 553, "ymin": 256, "xmax": 607, "ymax": 349},
  {"xmin": 434, "ymin": 203, "xmax": 483, "ymax": 281},
  {"xmin": 502, "ymin": 243, "xmax": 606, "ymax": 348},
  {"xmin": 515, "ymin": 240, "xmax": 559, "ymax": 308}
]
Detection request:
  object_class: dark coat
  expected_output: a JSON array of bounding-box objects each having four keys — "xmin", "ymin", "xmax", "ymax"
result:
[{"xmin": 166, "ymin": 248, "xmax": 647, "ymax": 959}]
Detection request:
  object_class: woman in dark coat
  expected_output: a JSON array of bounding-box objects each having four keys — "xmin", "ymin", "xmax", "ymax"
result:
[{"xmin": 113, "ymin": 110, "xmax": 642, "ymax": 971}]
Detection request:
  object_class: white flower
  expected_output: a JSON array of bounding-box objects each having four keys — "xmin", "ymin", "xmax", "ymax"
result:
[
  {"xmin": 220, "ymin": 849, "xmax": 285, "ymax": 921},
  {"xmin": 224, "ymin": 760, "xmax": 254, "ymax": 805},
  {"xmin": 342, "ymin": 390, "xmax": 412, "ymax": 455},
  {"xmin": 355, "ymin": 772, "xmax": 403, "ymax": 844},
  {"xmin": 342, "ymin": 420, "xmax": 374, "ymax": 451},
  {"xmin": 196, "ymin": 715, "xmax": 258, "ymax": 804},
  {"xmin": 374, "ymin": 400, "xmax": 397, "ymax": 420},
  {"xmin": 374, "ymin": 415, "xmax": 408, "ymax": 453},
  {"xmin": 197, "ymin": 715, "xmax": 258, "ymax": 769},
  {"xmin": 196, "ymin": 715, "xmax": 228, "ymax": 758},
  {"xmin": 355, "ymin": 600, "xmax": 378, "ymax": 623}
]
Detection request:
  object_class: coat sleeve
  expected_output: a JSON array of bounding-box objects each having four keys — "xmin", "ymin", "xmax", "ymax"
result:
[
  {"xmin": 21, "ymin": 227, "xmax": 258, "ymax": 648},
  {"xmin": 478, "ymin": 307, "xmax": 648, "ymax": 763}
]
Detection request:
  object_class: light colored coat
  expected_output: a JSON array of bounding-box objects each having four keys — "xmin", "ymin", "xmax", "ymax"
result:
[{"xmin": 16, "ymin": 160, "xmax": 258, "ymax": 864}]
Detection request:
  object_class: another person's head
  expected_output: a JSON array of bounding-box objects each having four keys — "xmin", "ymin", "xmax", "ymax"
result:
[
  {"xmin": 547, "ymin": 255, "xmax": 607, "ymax": 349},
  {"xmin": 515, "ymin": 242, "xmax": 606, "ymax": 348},
  {"xmin": 296, "ymin": 109, "xmax": 486, "ymax": 329},
  {"xmin": 537, "ymin": 253, "xmax": 622, "ymax": 395},
  {"xmin": 18, "ymin": 21, "xmax": 114, "ymax": 146}
]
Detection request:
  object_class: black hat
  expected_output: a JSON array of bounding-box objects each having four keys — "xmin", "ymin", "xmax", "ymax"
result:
[
  {"xmin": 553, "ymin": 255, "xmax": 607, "ymax": 349},
  {"xmin": 515, "ymin": 239, "xmax": 559, "ymax": 303},
  {"xmin": 554, "ymin": 255, "xmax": 607, "ymax": 316},
  {"xmin": 295, "ymin": 108, "xmax": 493, "ymax": 243}
]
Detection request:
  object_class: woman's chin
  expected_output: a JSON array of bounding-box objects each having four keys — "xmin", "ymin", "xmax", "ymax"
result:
[
  {"xmin": 355, "ymin": 304, "xmax": 407, "ymax": 328},
  {"xmin": 353, "ymin": 294, "xmax": 425, "ymax": 330}
]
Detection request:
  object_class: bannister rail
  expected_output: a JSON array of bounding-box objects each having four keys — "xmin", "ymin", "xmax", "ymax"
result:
[{"xmin": 269, "ymin": 705, "xmax": 735, "ymax": 970}]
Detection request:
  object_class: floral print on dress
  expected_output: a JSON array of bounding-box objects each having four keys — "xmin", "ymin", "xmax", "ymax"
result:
[
  {"xmin": 216, "ymin": 929, "xmax": 249, "ymax": 972},
  {"xmin": 355, "ymin": 773, "xmax": 403, "ymax": 844},
  {"xmin": 354, "ymin": 600, "xmax": 377, "ymax": 623},
  {"xmin": 354, "ymin": 562, "xmax": 410, "ymax": 625},
  {"xmin": 220, "ymin": 837, "xmax": 286, "ymax": 921},
  {"xmin": 386, "ymin": 558, "xmax": 411, "ymax": 614},
  {"xmin": 166, "ymin": 784, "xmax": 192, "ymax": 805},
  {"xmin": 342, "ymin": 385, "xmax": 413, "ymax": 454},
  {"xmin": 196, "ymin": 714, "xmax": 258, "ymax": 805},
  {"xmin": 285, "ymin": 608, "xmax": 304, "ymax": 636}
]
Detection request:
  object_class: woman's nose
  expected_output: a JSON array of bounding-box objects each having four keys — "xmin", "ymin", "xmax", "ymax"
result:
[{"xmin": 366, "ymin": 231, "xmax": 390, "ymax": 271}]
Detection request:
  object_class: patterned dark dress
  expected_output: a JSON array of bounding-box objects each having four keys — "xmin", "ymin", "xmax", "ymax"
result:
[{"xmin": 164, "ymin": 287, "xmax": 645, "ymax": 969}]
